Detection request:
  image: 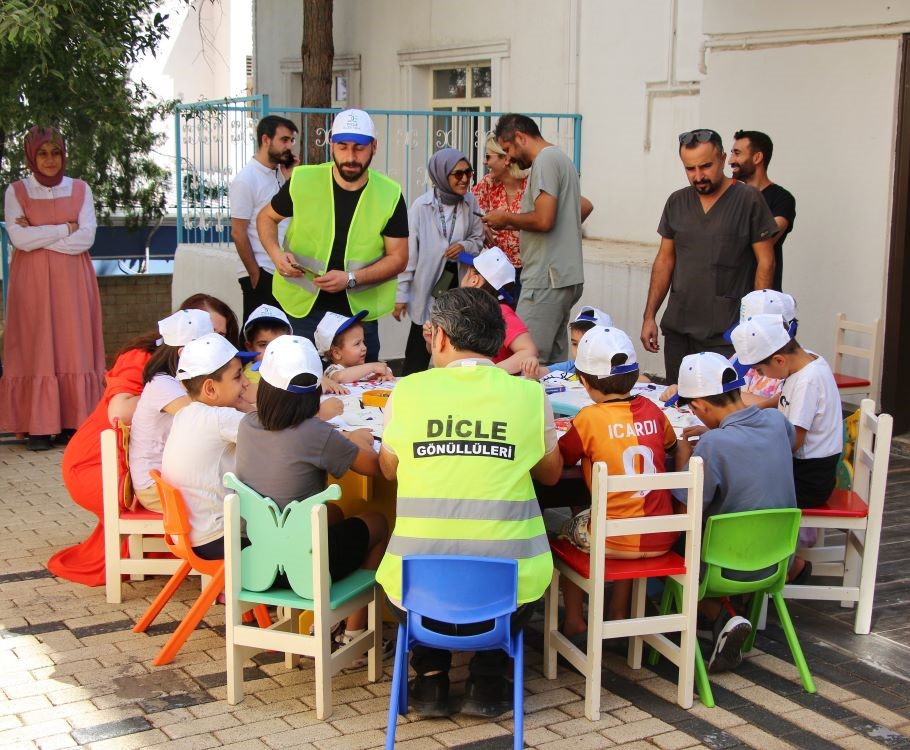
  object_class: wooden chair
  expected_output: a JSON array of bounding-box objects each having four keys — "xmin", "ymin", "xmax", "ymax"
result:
[
  {"xmin": 783, "ymin": 399, "xmax": 893, "ymax": 634},
  {"xmin": 101, "ymin": 422, "xmax": 182, "ymax": 604},
  {"xmin": 132, "ymin": 470, "xmax": 270, "ymax": 666},
  {"xmin": 832, "ymin": 313, "xmax": 882, "ymax": 407},
  {"xmin": 223, "ymin": 472, "xmax": 381, "ymax": 719},
  {"xmin": 543, "ymin": 458, "xmax": 704, "ymax": 718}
]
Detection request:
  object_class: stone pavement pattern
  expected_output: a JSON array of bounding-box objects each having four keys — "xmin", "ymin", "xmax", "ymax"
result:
[{"xmin": 1, "ymin": 441, "xmax": 909, "ymax": 750}]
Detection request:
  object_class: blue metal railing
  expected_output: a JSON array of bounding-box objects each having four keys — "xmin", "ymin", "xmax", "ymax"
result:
[{"xmin": 174, "ymin": 97, "xmax": 582, "ymax": 246}]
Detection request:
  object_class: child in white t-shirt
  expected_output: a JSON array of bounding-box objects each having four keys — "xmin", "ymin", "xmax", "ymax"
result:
[
  {"xmin": 315, "ymin": 311, "xmax": 395, "ymax": 384},
  {"xmin": 161, "ymin": 333, "xmax": 256, "ymax": 559},
  {"xmin": 129, "ymin": 309, "xmax": 214, "ymax": 511}
]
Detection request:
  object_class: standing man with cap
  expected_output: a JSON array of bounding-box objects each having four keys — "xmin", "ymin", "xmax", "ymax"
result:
[
  {"xmin": 230, "ymin": 116, "xmax": 299, "ymax": 323},
  {"xmin": 728, "ymin": 130, "xmax": 796, "ymax": 292},
  {"xmin": 257, "ymin": 109, "xmax": 409, "ymax": 361},
  {"xmin": 640, "ymin": 129, "xmax": 779, "ymax": 384}
]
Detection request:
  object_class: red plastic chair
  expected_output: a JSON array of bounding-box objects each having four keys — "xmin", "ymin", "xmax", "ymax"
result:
[{"xmin": 133, "ymin": 470, "xmax": 269, "ymax": 666}]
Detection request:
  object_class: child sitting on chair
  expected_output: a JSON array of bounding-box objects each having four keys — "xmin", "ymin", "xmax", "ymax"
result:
[
  {"xmin": 235, "ymin": 334, "xmax": 389, "ymax": 648},
  {"xmin": 457, "ymin": 246, "xmax": 538, "ymax": 374},
  {"xmin": 315, "ymin": 311, "xmax": 395, "ymax": 384},
  {"xmin": 522, "ymin": 306, "xmax": 612, "ymax": 379},
  {"xmin": 129, "ymin": 309, "xmax": 214, "ymax": 511},
  {"xmin": 673, "ymin": 351, "xmax": 797, "ymax": 672},
  {"xmin": 556, "ymin": 326, "xmax": 679, "ymax": 640},
  {"xmin": 240, "ymin": 304, "xmax": 292, "ymax": 403},
  {"xmin": 161, "ymin": 333, "xmax": 255, "ymax": 560}
]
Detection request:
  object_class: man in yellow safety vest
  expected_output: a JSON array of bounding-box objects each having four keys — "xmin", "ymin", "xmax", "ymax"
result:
[
  {"xmin": 376, "ymin": 286, "xmax": 563, "ymax": 718},
  {"xmin": 257, "ymin": 108, "xmax": 408, "ymax": 360}
]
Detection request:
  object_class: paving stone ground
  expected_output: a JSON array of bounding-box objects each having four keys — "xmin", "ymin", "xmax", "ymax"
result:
[{"xmin": 1, "ymin": 439, "xmax": 908, "ymax": 750}]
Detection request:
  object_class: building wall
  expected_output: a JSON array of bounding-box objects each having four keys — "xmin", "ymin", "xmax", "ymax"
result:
[{"xmin": 98, "ymin": 275, "xmax": 173, "ymax": 367}]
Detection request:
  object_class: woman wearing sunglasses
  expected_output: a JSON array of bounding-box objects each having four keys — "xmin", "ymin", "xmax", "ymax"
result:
[{"xmin": 394, "ymin": 147, "xmax": 484, "ymax": 374}]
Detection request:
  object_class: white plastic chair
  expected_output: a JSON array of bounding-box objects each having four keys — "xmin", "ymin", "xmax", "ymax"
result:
[
  {"xmin": 783, "ymin": 399, "xmax": 892, "ymax": 634},
  {"xmin": 543, "ymin": 458, "xmax": 704, "ymax": 718},
  {"xmin": 832, "ymin": 313, "xmax": 882, "ymax": 408},
  {"xmin": 101, "ymin": 424, "xmax": 183, "ymax": 604}
]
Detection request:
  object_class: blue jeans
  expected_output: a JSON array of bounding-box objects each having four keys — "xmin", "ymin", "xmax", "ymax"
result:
[{"xmin": 288, "ymin": 312, "xmax": 381, "ymax": 362}]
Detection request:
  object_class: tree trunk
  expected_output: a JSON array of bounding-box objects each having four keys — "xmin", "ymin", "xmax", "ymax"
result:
[{"xmin": 301, "ymin": 0, "xmax": 333, "ymax": 165}]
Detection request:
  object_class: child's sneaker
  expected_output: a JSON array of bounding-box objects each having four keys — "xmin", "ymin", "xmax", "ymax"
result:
[
  {"xmin": 708, "ymin": 614, "xmax": 752, "ymax": 673},
  {"xmin": 334, "ymin": 631, "xmax": 395, "ymax": 668}
]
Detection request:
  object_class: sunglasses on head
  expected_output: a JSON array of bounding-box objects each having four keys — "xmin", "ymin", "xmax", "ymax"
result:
[
  {"xmin": 449, "ymin": 168, "xmax": 474, "ymax": 181},
  {"xmin": 678, "ymin": 129, "xmax": 721, "ymax": 147}
]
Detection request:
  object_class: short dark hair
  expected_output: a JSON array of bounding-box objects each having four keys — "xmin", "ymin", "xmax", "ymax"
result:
[
  {"xmin": 142, "ymin": 344, "xmax": 182, "ymax": 384},
  {"xmin": 255, "ymin": 375, "xmax": 321, "ymax": 430},
  {"xmin": 429, "ymin": 287, "xmax": 505, "ymax": 358},
  {"xmin": 753, "ymin": 337, "xmax": 799, "ymax": 366},
  {"xmin": 576, "ymin": 354, "xmax": 639, "ymax": 396},
  {"xmin": 733, "ymin": 129, "xmax": 773, "ymax": 166},
  {"xmin": 257, "ymin": 115, "xmax": 298, "ymax": 147},
  {"xmin": 493, "ymin": 113, "xmax": 542, "ymax": 143},
  {"xmin": 568, "ymin": 319, "xmax": 597, "ymax": 335},
  {"xmin": 181, "ymin": 359, "xmax": 234, "ymax": 398},
  {"xmin": 244, "ymin": 320, "xmax": 292, "ymax": 345},
  {"xmin": 676, "ymin": 367, "xmax": 742, "ymax": 407}
]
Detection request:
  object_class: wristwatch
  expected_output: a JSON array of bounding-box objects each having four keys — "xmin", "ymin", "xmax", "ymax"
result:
[{"xmin": 347, "ymin": 271, "xmax": 357, "ymax": 289}]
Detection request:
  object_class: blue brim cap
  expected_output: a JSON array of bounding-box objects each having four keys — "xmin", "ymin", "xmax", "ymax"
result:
[
  {"xmin": 730, "ymin": 356, "xmax": 751, "ymax": 378},
  {"xmin": 337, "ymin": 309, "xmax": 368, "ymax": 337},
  {"xmin": 456, "ymin": 251, "xmax": 476, "ymax": 266},
  {"xmin": 331, "ymin": 134, "xmax": 373, "ymax": 145},
  {"xmin": 236, "ymin": 351, "xmax": 258, "ymax": 362}
]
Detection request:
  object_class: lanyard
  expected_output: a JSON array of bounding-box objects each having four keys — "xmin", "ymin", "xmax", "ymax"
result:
[{"xmin": 436, "ymin": 197, "xmax": 458, "ymax": 245}]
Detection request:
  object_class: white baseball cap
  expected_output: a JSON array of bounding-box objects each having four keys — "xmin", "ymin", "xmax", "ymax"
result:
[
  {"xmin": 314, "ymin": 310, "xmax": 368, "ymax": 356},
  {"xmin": 243, "ymin": 304, "xmax": 291, "ymax": 336},
  {"xmin": 157, "ymin": 309, "xmax": 214, "ymax": 347},
  {"xmin": 330, "ymin": 109, "xmax": 376, "ymax": 145},
  {"xmin": 677, "ymin": 351, "xmax": 745, "ymax": 400},
  {"xmin": 574, "ymin": 326, "xmax": 639, "ymax": 379},
  {"xmin": 255, "ymin": 335, "xmax": 323, "ymax": 393},
  {"xmin": 730, "ymin": 313, "xmax": 792, "ymax": 366},
  {"xmin": 457, "ymin": 247, "xmax": 516, "ymax": 296},
  {"xmin": 573, "ymin": 306, "xmax": 614, "ymax": 328},
  {"xmin": 740, "ymin": 290, "xmax": 797, "ymax": 325},
  {"xmin": 176, "ymin": 333, "xmax": 256, "ymax": 381}
]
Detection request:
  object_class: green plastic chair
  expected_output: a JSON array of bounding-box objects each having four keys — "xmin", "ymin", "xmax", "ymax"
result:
[
  {"xmin": 222, "ymin": 472, "xmax": 381, "ymax": 719},
  {"xmin": 652, "ymin": 508, "xmax": 816, "ymax": 707}
]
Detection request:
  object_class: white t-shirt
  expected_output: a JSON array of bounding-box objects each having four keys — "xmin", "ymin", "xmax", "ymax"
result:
[
  {"xmin": 778, "ymin": 355, "xmax": 843, "ymax": 459},
  {"xmin": 229, "ymin": 158, "xmax": 289, "ymax": 277},
  {"xmin": 129, "ymin": 374, "xmax": 188, "ymax": 491},
  {"xmin": 161, "ymin": 401, "xmax": 246, "ymax": 547}
]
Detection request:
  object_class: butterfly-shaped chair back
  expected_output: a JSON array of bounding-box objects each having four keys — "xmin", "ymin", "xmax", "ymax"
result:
[{"xmin": 223, "ymin": 472, "xmax": 342, "ymax": 600}]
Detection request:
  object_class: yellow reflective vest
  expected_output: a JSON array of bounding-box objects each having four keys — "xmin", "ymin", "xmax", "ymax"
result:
[
  {"xmin": 376, "ymin": 363, "xmax": 553, "ymax": 604},
  {"xmin": 272, "ymin": 163, "xmax": 402, "ymax": 319}
]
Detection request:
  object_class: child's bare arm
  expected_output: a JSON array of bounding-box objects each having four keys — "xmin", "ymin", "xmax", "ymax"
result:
[
  {"xmin": 496, "ymin": 332, "xmax": 538, "ymax": 375},
  {"xmin": 520, "ymin": 356, "xmax": 549, "ymax": 379},
  {"xmin": 344, "ymin": 428, "xmax": 381, "ymax": 476},
  {"xmin": 791, "ymin": 425, "xmax": 808, "ymax": 453},
  {"xmin": 329, "ymin": 362, "xmax": 393, "ymax": 383},
  {"xmin": 317, "ymin": 397, "xmax": 343, "ymax": 420}
]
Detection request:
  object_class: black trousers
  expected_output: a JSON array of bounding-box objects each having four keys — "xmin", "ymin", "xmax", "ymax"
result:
[
  {"xmin": 387, "ymin": 596, "xmax": 538, "ymax": 679},
  {"xmin": 663, "ymin": 331, "xmax": 734, "ymax": 385},
  {"xmin": 238, "ymin": 269, "xmax": 282, "ymax": 327}
]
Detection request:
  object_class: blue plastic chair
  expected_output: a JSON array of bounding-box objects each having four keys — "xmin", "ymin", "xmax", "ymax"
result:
[{"xmin": 385, "ymin": 555, "xmax": 525, "ymax": 750}]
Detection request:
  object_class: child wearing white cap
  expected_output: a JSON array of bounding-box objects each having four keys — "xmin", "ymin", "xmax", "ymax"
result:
[
  {"xmin": 731, "ymin": 314, "xmax": 842, "ymax": 511},
  {"xmin": 458, "ymin": 246, "xmax": 537, "ymax": 373},
  {"xmin": 235, "ymin": 335, "xmax": 391, "ymax": 654},
  {"xmin": 128, "ymin": 309, "xmax": 215, "ymax": 511},
  {"xmin": 521, "ymin": 305, "xmax": 614, "ymax": 380},
  {"xmin": 673, "ymin": 350, "xmax": 797, "ymax": 672},
  {"xmin": 240, "ymin": 304, "xmax": 293, "ymax": 401},
  {"xmin": 554, "ymin": 326, "xmax": 679, "ymax": 638},
  {"xmin": 315, "ymin": 311, "xmax": 394, "ymax": 384},
  {"xmin": 161, "ymin": 333, "xmax": 256, "ymax": 560}
]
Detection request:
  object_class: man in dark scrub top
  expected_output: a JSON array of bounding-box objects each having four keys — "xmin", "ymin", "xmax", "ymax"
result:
[{"xmin": 640, "ymin": 128, "xmax": 779, "ymax": 384}]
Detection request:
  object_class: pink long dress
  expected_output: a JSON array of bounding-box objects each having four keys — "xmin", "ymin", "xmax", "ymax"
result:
[{"xmin": 0, "ymin": 178, "xmax": 105, "ymax": 435}]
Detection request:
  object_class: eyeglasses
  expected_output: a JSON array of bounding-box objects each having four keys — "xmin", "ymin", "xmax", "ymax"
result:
[
  {"xmin": 678, "ymin": 129, "xmax": 722, "ymax": 147},
  {"xmin": 483, "ymin": 153, "xmax": 499, "ymax": 161},
  {"xmin": 449, "ymin": 168, "xmax": 474, "ymax": 181}
]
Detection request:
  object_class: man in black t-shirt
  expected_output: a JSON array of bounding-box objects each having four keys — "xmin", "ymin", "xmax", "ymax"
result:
[
  {"xmin": 257, "ymin": 109, "xmax": 408, "ymax": 361},
  {"xmin": 729, "ymin": 130, "xmax": 795, "ymax": 292}
]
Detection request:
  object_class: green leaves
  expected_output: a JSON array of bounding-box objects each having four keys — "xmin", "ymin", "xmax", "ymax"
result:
[{"xmin": 0, "ymin": 0, "xmax": 180, "ymax": 227}]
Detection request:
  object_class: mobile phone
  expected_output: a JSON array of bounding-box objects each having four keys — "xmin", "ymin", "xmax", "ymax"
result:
[
  {"xmin": 280, "ymin": 152, "xmax": 297, "ymax": 169},
  {"xmin": 289, "ymin": 261, "xmax": 320, "ymax": 276}
]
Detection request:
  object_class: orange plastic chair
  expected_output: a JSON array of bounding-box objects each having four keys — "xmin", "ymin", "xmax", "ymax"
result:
[{"xmin": 133, "ymin": 470, "xmax": 269, "ymax": 666}]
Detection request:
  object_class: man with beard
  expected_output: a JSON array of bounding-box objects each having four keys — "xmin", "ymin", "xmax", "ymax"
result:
[
  {"xmin": 729, "ymin": 130, "xmax": 796, "ymax": 292},
  {"xmin": 482, "ymin": 113, "xmax": 591, "ymax": 364},
  {"xmin": 640, "ymin": 129, "xmax": 778, "ymax": 383},
  {"xmin": 257, "ymin": 109, "xmax": 408, "ymax": 360},
  {"xmin": 230, "ymin": 116, "xmax": 299, "ymax": 322}
]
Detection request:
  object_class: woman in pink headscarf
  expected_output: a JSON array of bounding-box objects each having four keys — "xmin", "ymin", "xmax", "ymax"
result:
[{"xmin": 0, "ymin": 126, "xmax": 105, "ymax": 451}]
